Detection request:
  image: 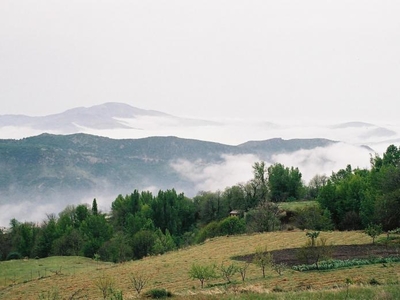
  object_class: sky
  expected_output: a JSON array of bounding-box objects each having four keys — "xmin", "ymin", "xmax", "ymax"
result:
[{"xmin": 0, "ymin": 1, "xmax": 399, "ymax": 124}]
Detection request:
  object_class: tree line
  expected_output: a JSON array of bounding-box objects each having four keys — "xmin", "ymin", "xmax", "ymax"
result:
[{"xmin": 1, "ymin": 144, "xmax": 399, "ymax": 262}]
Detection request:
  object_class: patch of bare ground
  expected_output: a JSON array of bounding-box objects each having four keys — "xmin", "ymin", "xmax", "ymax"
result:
[{"xmin": 234, "ymin": 244, "xmax": 400, "ymax": 266}]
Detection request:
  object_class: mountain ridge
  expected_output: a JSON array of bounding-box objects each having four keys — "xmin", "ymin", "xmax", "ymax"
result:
[{"xmin": 0, "ymin": 133, "xmax": 349, "ymax": 205}]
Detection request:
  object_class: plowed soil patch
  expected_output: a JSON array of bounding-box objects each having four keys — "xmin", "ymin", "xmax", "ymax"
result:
[{"xmin": 234, "ymin": 244, "xmax": 400, "ymax": 266}]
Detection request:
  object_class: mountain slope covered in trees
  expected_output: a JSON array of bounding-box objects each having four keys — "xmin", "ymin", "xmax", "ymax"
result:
[{"xmin": 0, "ymin": 133, "xmax": 339, "ymax": 205}]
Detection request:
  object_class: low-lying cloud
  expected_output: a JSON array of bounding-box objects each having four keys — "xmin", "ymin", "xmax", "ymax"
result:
[
  {"xmin": 0, "ymin": 192, "xmax": 125, "ymax": 228},
  {"xmin": 170, "ymin": 154, "xmax": 260, "ymax": 193},
  {"xmin": 272, "ymin": 143, "xmax": 372, "ymax": 183},
  {"xmin": 170, "ymin": 143, "xmax": 374, "ymax": 194}
]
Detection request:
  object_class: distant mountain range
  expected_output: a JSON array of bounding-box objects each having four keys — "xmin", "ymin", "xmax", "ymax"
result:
[
  {"xmin": 0, "ymin": 102, "xmax": 398, "ymax": 147},
  {"xmin": 0, "ymin": 102, "xmax": 219, "ymax": 133}
]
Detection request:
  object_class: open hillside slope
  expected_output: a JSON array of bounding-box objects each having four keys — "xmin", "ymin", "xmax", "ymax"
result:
[{"xmin": 3, "ymin": 230, "xmax": 399, "ymax": 299}]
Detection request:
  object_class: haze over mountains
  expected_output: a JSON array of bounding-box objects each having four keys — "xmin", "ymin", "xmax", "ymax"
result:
[
  {"xmin": 0, "ymin": 102, "xmax": 399, "ymax": 226},
  {"xmin": 1, "ymin": 102, "xmax": 399, "ymax": 148}
]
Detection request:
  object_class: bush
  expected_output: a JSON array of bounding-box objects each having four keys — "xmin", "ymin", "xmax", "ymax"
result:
[
  {"xmin": 6, "ymin": 252, "xmax": 22, "ymax": 260},
  {"xmin": 144, "ymin": 288, "xmax": 172, "ymax": 298},
  {"xmin": 131, "ymin": 230, "xmax": 156, "ymax": 259},
  {"xmin": 218, "ymin": 216, "xmax": 246, "ymax": 236},
  {"xmin": 196, "ymin": 221, "xmax": 220, "ymax": 243}
]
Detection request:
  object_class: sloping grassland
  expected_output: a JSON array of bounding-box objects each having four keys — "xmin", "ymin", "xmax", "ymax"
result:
[{"xmin": 2, "ymin": 230, "xmax": 400, "ymax": 299}]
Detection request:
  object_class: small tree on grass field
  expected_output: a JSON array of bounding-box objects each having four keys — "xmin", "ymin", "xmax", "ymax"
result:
[
  {"xmin": 189, "ymin": 263, "xmax": 217, "ymax": 288},
  {"xmin": 306, "ymin": 231, "xmax": 320, "ymax": 247},
  {"xmin": 219, "ymin": 262, "xmax": 239, "ymax": 283},
  {"xmin": 272, "ymin": 262, "xmax": 287, "ymax": 276},
  {"xmin": 94, "ymin": 274, "xmax": 115, "ymax": 299},
  {"xmin": 297, "ymin": 232, "xmax": 333, "ymax": 270},
  {"xmin": 130, "ymin": 272, "xmax": 149, "ymax": 296},
  {"xmin": 364, "ymin": 223, "xmax": 383, "ymax": 244},
  {"xmin": 238, "ymin": 261, "xmax": 250, "ymax": 282},
  {"xmin": 253, "ymin": 246, "xmax": 273, "ymax": 278}
]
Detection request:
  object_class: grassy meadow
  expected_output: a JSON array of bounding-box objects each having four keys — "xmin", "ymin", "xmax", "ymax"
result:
[{"xmin": 1, "ymin": 230, "xmax": 400, "ymax": 299}]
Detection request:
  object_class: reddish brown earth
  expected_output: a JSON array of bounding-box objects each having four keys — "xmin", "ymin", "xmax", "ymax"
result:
[{"xmin": 234, "ymin": 244, "xmax": 400, "ymax": 266}]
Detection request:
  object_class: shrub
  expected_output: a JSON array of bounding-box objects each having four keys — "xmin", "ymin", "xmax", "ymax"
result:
[
  {"xmin": 6, "ymin": 252, "xmax": 22, "ymax": 260},
  {"xmin": 196, "ymin": 221, "xmax": 220, "ymax": 243},
  {"xmin": 369, "ymin": 278, "xmax": 380, "ymax": 285},
  {"xmin": 218, "ymin": 216, "xmax": 246, "ymax": 236},
  {"xmin": 131, "ymin": 230, "xmax": 156, "ymax": 259},
  {"xmin": 144, "ymin": 288, "xmax": 172, "ymax": 298}
]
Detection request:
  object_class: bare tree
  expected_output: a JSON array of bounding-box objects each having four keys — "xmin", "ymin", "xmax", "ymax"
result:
[{"xmin": 130, "ymin": 271, "xmax": 150, "ymax": 295}]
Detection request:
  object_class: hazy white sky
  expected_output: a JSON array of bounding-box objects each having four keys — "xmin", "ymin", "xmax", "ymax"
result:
[{"xmin": 0, "ymin": 1, "xmax": 399, "ymax": 123}]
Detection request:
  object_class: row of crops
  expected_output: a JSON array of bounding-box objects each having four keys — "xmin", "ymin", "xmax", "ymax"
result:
[{"xmin": 293, "ymin": 256, "xmax": 400, "ymax": 272}]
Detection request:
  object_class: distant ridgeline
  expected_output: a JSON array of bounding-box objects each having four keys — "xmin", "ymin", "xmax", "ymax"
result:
[{"xmin": 0, "ymin": 133, "xmax": 335, "ymax": 203}]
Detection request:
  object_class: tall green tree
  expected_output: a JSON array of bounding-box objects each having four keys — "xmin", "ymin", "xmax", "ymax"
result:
[
  {"xmin": 368, "ymin": 145, "xmax": 400, "ymax": 230},
  {"xmin": 222, "ymin": 185, "xmax": 247, "ymax": 212},
  {"xmin": 92, "ymin": 198, "xmax": 98, "ymax": 215},
  {"xmin": 318, "ymin": 167, "xmax": 369, "ymax": 230},
  {"xmin": 32, "ymin": 214, "xmax": 58, "ymax": 258},
  {"xmin": 80, "ymin": 214, "xmax": 113, "ymax": 258},
  {"xmin": 194, "ymin": 191, "xmax": 227, "ymax": 224},
  {"xmin": 267, "ymin": 163, "xmax": 304, "ymax": 202},
  {"xmin": 9, "ymin": 219, "xmax": 38, "ymax": 258},
  {"xmin": 0, "ymin": 227, "xmax": 12, "ymax": 260},
  {"xmin": 307, "ymin": 174, "xmax": 328, "ymax": 199}
]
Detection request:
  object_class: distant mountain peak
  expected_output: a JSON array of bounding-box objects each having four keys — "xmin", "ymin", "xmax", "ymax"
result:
[
  {"xmin": 331, "ymin": 122, "xmax": 376, "ymax": 129},
  {"xmin": 60, "ymin": 102, "xmax": 170, "ymax": 118}
]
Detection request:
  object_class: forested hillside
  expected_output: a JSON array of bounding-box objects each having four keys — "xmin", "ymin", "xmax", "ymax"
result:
[{"xmin": 0, "ymin": 133, "xmax": 336, "ymax": 204}]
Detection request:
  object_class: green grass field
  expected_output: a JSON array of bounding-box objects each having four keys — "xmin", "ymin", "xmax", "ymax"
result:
[{"xmin": 1, "ymin": 230, "xmax": 399, "ymax": 299}]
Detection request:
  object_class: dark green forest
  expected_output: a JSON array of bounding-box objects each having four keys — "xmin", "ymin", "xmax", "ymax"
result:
[{"xmin": 1, "ymin": 145, "xmax": 399, "ymax": 263}]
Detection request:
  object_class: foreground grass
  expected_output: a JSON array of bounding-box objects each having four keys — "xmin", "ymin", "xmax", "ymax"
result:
[
  {"xmin": 181, "ymin": 284, "xmax": 400, "ymax": 300},
  {"xmin": 1, "ymin": 230, "xmax": 397, "ymax": 299}
]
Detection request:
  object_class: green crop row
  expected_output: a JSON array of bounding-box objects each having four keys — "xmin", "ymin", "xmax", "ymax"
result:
[{"xmin": 292, "ymin": 256, "xmax": 400, "ymax": 271}]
